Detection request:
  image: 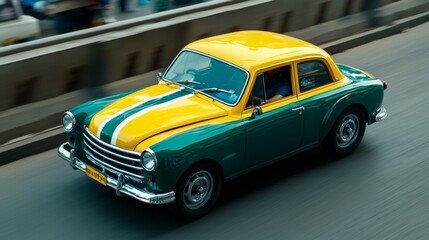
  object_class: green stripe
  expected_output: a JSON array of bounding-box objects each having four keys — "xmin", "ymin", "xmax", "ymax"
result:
[{"xmin": 100, "ymin": 90, "xmax": 189, "ymax": 143}]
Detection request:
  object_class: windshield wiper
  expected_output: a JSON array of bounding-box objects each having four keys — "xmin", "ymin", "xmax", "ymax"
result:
[
  {"xmin": 194, "ymin": 88, "xmax": 235, "ymax": 95},
  {"xmin": 167, "ymin": 79, "xmax": 202, "ymax": 86}
]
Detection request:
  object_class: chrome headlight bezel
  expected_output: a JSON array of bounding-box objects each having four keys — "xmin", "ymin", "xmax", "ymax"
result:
[
  {"xmin": 141, "ymin": 149, "xmax": 157, "ymax": 172},
  {"xmin": 62, "ymin": 111, "xmax": 76, "ymax": 133}
]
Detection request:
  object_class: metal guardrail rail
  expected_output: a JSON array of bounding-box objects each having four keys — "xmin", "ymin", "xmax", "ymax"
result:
[
  {"xmin": 0, "ymin": 0, "xmax": 428, "ymax": 152},
  {"xmin": 0, "ymin": 0, "xmax": 246, "ymax": 57}
]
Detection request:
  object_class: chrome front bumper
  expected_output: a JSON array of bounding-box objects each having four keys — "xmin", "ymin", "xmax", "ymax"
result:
[
  {"xmin": 58, "ymin": 142, "xmax": 175, "ymax": 205},
  {"xmin": 375, "ymin": 107, "xmax": 387, "ymax": 122}
]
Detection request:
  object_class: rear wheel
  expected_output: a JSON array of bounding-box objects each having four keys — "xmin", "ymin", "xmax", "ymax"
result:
[
  {"xmin": 323, "ymin": 107, "xmax": 366, "ymax": 157},
  {"xmin": 172, "ymin": 162, "xmax": 223, "ymax": 220}
]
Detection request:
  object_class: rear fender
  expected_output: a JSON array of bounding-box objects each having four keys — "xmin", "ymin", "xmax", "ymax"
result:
[{"xmin": 320, "ymin": 93, "xmax": 368, "ymax": 141}]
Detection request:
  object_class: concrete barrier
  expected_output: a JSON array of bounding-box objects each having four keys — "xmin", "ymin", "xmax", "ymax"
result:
[
  {"xmin": 0, "ymin": 0, "xmax": 247, "ymax": 57},
  {"xmin": 1, "ymin": 0, "xmax": 428, "ymax": 142},
  {"xmin": 0, "ymin": 0, "xmax": 378, "ymax": 112},
  {"xmin": 1, "ymin": 0, "xmax": 428, "ymax": 164}
]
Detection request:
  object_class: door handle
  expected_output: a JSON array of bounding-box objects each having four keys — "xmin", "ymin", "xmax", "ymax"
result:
[{"xmin": 292, "ymin": 106, "xmax": 305, "ymax": 111}]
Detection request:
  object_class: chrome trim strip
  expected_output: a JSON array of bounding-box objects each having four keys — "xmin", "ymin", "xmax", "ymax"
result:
[
  {"xmin": 58, "ymin": 143, "xmax": 175, "ymax": 205},
  {"xmin": 83, "ymin": 128, "xmax": 144, "ymax": 180},
  {"xmin": 84, "ymin": 149, "xmax": 144, "ymax": 180},
  {"xmin": 85, "ymin": 128, "xmax": 140, "ymax": 157},
  {"xmin": 292, "ymin": 106, "xmax": 305, "ymax": 111},
  {"xmin": 84, "ymin": 152, "xmax": 143, "ymax": 183},
  {"xmin": 84, "ymin": 143, "xmax": 143, "ymax": 170},
  {"xmin": 84, "ymin": 134, "xmax": 142, "ymax": 164}
]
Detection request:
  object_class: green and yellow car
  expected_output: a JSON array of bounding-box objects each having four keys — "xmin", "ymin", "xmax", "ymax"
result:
[{"xmin": 58, "ymin": 31, "xmax": 387, "ymax": 219}]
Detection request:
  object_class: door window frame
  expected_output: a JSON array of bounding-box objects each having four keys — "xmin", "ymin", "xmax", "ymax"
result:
[
  {"xmin": 294, "ymin": 58, "xmax": 336, "ymax": 94},
  {"xmin": 244, "ymin": 63, "xmax": 296, "ymax": 110}
]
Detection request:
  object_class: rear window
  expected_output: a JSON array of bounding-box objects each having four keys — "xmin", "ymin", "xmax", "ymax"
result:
[{"xmin": 298, "ymin": 60, "xmax": 333, "ymax": 92}]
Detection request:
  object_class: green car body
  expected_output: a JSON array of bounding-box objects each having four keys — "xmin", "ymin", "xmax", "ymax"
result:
[{"xmin": 58, "ymin": 31, "xmax": 387, "ymax": 218}]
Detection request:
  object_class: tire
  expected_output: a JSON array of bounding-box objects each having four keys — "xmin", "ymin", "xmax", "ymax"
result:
[
  {"xmin": 171, "ymin": 162, "xmax": 223, "ymax": 220},
  {"xmin": 323, "ymin": 107, "xmax": 366, "ymax": 157}
]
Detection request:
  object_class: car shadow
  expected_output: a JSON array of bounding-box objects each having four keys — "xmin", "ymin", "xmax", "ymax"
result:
[
  {"xmin": 218, "ymin": 147, "xmax": 336, "ymax": 206},
  {"xmin": 72, "ymin": 145, "xmax": 365, "ymax": 238}
]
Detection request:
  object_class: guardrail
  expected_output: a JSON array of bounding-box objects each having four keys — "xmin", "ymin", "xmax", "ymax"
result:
[
  {"xmin": 0, "ymin": 0, "xmax": 247, "ymax": 57},
  {"xmin": 1, "ymin": 0, "xmax": 428, "ymax": 114},
  {"xmin": 1, "ymin": 0, "xmax": 429, "ymax": 160},
  {"xmin": 0, "ymin": 0, "xmax": 375, "ymax": 112}
]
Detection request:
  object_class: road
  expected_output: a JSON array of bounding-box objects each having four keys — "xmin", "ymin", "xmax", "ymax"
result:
[{"xmin": 1, "ymin": 22, "xmax": 429, "ymax": 240}]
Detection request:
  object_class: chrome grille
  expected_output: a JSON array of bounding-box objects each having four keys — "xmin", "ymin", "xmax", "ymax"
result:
[{"xmin": 83, "ymin": 128, "xmax": 143, "ymax": 180}]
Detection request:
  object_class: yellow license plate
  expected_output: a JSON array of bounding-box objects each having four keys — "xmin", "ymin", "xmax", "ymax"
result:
[{"xmin": 86, "ymin": 165, "xmax": 107, "ymax": 186}]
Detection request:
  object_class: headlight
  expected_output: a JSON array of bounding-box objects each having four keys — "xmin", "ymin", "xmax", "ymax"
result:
[
  {"xmin": 62, "ymin": 111, "xmax": 76, "ymax": 132},
  {"xmin": 141, "ymin": 149, "xmax": 157, "ymax": 171}
]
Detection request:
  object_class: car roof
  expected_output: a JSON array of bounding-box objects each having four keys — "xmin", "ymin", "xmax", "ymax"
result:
[{"xmin": 185, "ymin": 31, "xmax": 331, "ymax": 72}]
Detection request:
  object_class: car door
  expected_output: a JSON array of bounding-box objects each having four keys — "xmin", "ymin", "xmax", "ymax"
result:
[
  {"xmin": 295, "ymin": 59, "xmax": 341, "ymax": 147},
  {"xmin": 243, "ymin": 66, "xmax": 304, "ymax": 169}
]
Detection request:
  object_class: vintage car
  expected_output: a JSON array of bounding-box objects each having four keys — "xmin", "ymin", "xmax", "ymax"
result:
[{"xmin": 58, "ymin": 31, "xmax": 387, "ymax": 219}]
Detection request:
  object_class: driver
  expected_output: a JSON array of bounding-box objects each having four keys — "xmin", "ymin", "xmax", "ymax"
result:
[{"xmin": 264, "ymin": 68, "xmax": 291, "ymax": 103}]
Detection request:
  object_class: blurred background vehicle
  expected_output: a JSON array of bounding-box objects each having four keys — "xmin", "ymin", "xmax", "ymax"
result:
[
  {"xmin": 20, "ymin": 0, "xmax": 114, "ymax": 33},
  {"xmin": 18, "ymin": 0, "xmax": 211, "ymax": 35},
  {"xmin": 0, "ymin": 0, "xmax": 41, "ymax": 46},
  {"xmin": 20, "ymin": 0, "xmax": 49, "ymax": 19}
]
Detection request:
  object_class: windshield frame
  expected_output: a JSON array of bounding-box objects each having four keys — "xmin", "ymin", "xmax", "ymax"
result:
[{"xmin": 162, "ymin": 49, "xmax": 250, "ymax": 107}]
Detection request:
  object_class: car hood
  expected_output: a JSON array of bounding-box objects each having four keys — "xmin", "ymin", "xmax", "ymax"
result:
[{"xmin": 87, "ymin": 84, "xmax": 227, "ymax": 151}]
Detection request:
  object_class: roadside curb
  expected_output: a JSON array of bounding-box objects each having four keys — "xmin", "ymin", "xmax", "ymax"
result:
[
  {"xmin": 1, "ymin": 11, "xmax": 428, "ymax": 166},
  {"xmin": 0, "ymin": 128, "xmax": 64, "ymax": 165},
  {"xmin": 321, "ymin": 11, "xmax": 429, "ymax": 54},
  {"xmin": 0, "ymin": 72, "xmax": 159, "ymax": 165}
]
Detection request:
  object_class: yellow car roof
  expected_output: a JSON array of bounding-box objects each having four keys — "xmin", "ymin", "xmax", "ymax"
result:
[{"xmin": 185, "ymin": 31, "xmax": 331, "ymax": 72}]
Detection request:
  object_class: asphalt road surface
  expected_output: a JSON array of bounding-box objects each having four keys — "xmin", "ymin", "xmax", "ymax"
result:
[{"xmin": 1, "ymin": 22, "xmax": 429, "ymax": 240}]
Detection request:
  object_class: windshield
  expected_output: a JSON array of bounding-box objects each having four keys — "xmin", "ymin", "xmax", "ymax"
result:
[{"xmin": 163, "ymin": 50, "xmax": 248, "ymax": 105}]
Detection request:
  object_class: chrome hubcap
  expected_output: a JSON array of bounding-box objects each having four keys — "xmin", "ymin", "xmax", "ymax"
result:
[
  {"xmin": 336, "ymin": 114, "xmax": 359, "ymax": 148},
  {"xmin": 183, "ymin": 170, "xmax": 213, "ymax": 210}
]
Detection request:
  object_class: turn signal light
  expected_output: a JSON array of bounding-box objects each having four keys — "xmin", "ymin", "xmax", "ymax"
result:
[
  {"xmin": 68, "ymin": 135, "xmax": 75, "ymax": 144},
  {"xmin": 148, "ymin": 174, "xmax": 156, "ymax": 182}
]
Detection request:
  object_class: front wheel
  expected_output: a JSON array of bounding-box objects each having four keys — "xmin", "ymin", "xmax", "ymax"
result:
[
  {"xmin": 171, "ymin": 163, "xmax": 223, "ymax": 220},
  {"xmin": 323, "ymin": 107, "xmax": 366, "ymax": 157}
]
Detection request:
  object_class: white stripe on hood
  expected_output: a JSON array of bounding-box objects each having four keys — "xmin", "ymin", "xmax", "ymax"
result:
[
  {"xmin": 97, "ymin": 89, "xmax": 181, "ymax": 138},
  {"xmin": 110, "ymin": 94, "xmax": 191, "ymax": 145}
]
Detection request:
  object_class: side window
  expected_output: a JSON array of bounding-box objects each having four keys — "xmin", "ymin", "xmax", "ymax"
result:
[
  {"xmin": 264, "ymin": 65, "xmax": 292, "ymax": 103},
  {"xmin": 297, "ymin": 60, "xmax": 333, "ymax": 92},
  {"xmin": 246, "ymin": 65, "xmax": 292, "ymax": 107}
]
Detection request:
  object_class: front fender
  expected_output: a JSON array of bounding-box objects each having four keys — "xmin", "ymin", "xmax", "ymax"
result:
[
  {"xmin": 138, "ymin": 119, "xmax": 246, "ymax": 193},
  {"xmin": 64, "ymin": 91, "xmax": 137, "ymax": 150}
]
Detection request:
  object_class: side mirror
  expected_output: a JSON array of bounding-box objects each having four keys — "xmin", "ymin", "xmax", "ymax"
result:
[
  {"xmin": 157, "ymin": 72, "xmax": 162, "ymax": 82},
  {"xmin": 250, "ymin": 106, "xmax": 263, "ymax": 119}
]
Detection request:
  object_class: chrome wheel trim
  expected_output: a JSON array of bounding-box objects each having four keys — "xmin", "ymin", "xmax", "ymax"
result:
[
  {"xmin": 183, "ymin": 170, "xmax": 214, "ymax": 210},
  {"xmin": 336, "ymin": 114, "xmax": 359, "ymax": 148}
]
